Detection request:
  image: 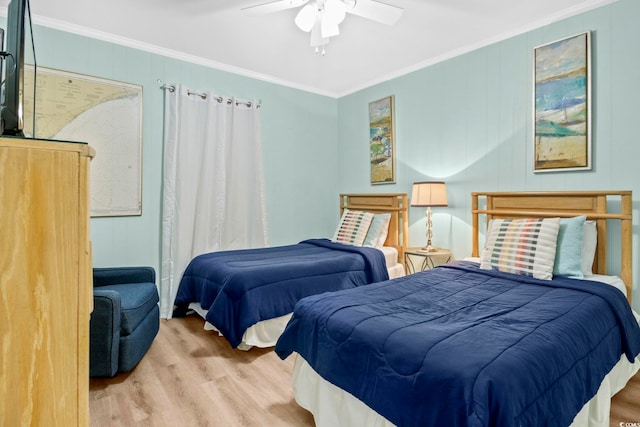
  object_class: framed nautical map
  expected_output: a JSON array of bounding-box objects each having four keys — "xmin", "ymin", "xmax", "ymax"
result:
[
  {"xmin": 24, "ymin": 66, "xmax": 143, "ymax": 216},
  {"xmin": 533, "ymin": 32, "xmax": 591, "ymax": 172}
]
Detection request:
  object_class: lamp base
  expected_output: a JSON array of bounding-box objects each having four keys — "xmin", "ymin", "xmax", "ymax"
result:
[{"xmin": 418, "ymin": 244, "xmax": 437, "ymax": 253}]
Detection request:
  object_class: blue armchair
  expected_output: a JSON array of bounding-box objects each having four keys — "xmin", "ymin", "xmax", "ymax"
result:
[{"xmin": 90, "ymin": 267, "xmax": 160, "ymax": 377}]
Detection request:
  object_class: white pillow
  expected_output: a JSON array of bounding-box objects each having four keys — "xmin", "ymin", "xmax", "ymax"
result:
[
  {"xmin": 332, "ymin": 209, "xmax": 374, "ymax": 246},
  {"xmin": 581, "ymin": 220, "xmax": 597, "ymax": 276},
  {"xmin": 363, "ymin": 213, "xmax": 391, "ymax": 247},
  {"xmin": 480, "ymin": 217, "xmax": 560, "ymax": 280}
]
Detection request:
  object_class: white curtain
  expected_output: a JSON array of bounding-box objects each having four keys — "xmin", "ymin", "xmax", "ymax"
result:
[{"xmin": 160, "ymin": 84, "xmax": 268, "ymax": 318}]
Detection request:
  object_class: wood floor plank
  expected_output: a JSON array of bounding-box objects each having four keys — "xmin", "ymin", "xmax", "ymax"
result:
[
  {"xmin": 610, "ymin": 371, "xmax": 640, "ymax": 427},
  {"xmin": 90, "ymin": 315, "xmax": 640, "ymax": 426}
]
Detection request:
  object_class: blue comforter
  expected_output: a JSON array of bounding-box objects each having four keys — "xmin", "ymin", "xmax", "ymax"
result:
[
  {"xmin": 175, "ymin": 239, "xmax": 388, "ymax": 348},
  {"xmin": 275, "ymin": 261, "xmax": 640, "ymax": 427}
]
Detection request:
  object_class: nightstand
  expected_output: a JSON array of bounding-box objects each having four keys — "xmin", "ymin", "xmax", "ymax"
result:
[{"xmin": 404, "ymin": 247, "xmax": 452, "ymax": 274}]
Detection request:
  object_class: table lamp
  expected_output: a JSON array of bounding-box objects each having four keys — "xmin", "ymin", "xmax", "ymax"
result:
[{"xmin": 411, "ymin": 181, "xmax": 448, "ymax": 252}]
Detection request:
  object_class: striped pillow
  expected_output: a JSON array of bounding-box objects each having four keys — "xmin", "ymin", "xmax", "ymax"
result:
[
  {"xmin": 480, "ymin": 217, "xmax": 560, "ymax": 280},
  {"xmin": 332, "ymin": 209, "xmax": 374, "ymax": 246}
]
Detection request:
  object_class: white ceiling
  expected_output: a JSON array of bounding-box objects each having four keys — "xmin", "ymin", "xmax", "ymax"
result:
[{"xmin": 3, "ymin": 0, "xmax": 616, "ymax": 97}]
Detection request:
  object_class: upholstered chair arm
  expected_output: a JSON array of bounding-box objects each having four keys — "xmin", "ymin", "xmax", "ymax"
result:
[
  {"xmin": 93, "ymin": 266, "xmax": 156, "ymax": 287},
  {"xmin": 90, "ymin": 289, "xmax": 122, "ymax": 377}
]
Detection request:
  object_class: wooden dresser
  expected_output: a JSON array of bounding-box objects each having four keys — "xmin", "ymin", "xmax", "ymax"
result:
[{"xmin": 0, "ymin": 137, "xmax": 93, "ymax": 426}]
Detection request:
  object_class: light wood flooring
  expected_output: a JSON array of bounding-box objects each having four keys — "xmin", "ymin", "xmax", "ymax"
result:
[{"xmin": 90, "ymin": 314, "xmax": 640, "ymax": 426}]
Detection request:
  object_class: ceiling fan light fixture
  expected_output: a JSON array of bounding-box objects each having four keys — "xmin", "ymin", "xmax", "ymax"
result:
[
  {"xmin": 310, "ymin": 18, "xmax": 329, "ymax": 46},
  {"xmin": 324, "ymin": 0, "xmax": 347, "ymax": 24},
  {"xmin": 295, "ymin": 3, "xmax": 318, "ymax": 32},
  {"xmin": 320, "ymin": 15, "xmax": 340, "ymax": 38}
]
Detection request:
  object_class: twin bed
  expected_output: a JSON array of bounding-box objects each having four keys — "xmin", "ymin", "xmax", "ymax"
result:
[
  {"xmin": 173, "ymin": 193, "xmax": 408, "ymax": 350},
  {"xmin": 274, "ymin": 191, "xmax": 640, "ymax": 427}
]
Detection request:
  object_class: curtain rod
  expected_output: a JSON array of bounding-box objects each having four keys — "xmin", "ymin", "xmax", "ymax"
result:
[{"xmin": 159, "ymin": 83, "xmax": 261, "ymax": 108}]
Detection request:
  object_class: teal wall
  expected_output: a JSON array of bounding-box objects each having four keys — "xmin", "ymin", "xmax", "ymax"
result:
[
  {"xmin": 337, "ymin": 0, "xmax": 640, "ymax": 309},
  {"xmin": 23, "ymin": 25, "xmax": 339, "ymax": 275},
  {"xmin": 11, "ymin": 0, "xmax": 639, "ymax": 310}
]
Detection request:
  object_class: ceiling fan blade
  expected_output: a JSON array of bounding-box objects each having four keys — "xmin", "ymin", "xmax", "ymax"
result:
[
  {"xmin": 241, "ymin": 0, "xmax": 309, "ymax": 16},
  {"xmin": 346, "ymin": 0, "xmax": 403, "ymax": 25},
  {"xmin": 324, "ymin": 0, "xmax": 347, "ymax": 24}
]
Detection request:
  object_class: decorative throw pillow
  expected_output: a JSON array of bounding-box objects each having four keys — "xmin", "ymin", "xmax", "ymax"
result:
[
  {"xmin": 480, "ymin": 217, "xmax": 561, "ymax": 280},
  {"xmin": 581, "ymin": 220, "xmax": 597, "ymax": 276},
  {"xmin": 363, "ymin": 213, "xmax": 391, "ymax": 247},
  {"xmin": 332, "ymin": 209, "xmax": 374, "ymax": 246},
  {"xmin": 553, "ymin": 216, "xmax": 586, "ymax": 278}
]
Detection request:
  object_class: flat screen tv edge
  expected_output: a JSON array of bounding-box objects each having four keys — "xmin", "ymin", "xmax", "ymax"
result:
[{"xmin": 1, "ymin": 0, "xmax": 28, "ymax": 137}]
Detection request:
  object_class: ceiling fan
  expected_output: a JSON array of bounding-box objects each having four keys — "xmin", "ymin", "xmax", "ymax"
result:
[{"xmin": 242, "ymin": 0, "xmax": 404, "ymax": 55}]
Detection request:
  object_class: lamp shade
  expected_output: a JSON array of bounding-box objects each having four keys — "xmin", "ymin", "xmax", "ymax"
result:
[{"xmin": 411, "ymin": 181, "xmax": 448, "ymax": 207}]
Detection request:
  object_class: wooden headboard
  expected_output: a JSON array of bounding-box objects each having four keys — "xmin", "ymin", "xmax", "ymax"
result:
[
  {"xmin": 471, "ymin": 191, "xmax": 633, "ymax": 302},
  {"xmin": 339, "ymin": 193, "xmax": 409, "ymax": 263}
]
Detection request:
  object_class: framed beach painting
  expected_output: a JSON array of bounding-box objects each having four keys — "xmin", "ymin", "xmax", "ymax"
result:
[
  {"xmin": 533, "ymin": 31, "xmax": 591, "ymax": 172},
  {"xmin": 369, "ymin": 95, "xmax": 396, "ymax": 184}
]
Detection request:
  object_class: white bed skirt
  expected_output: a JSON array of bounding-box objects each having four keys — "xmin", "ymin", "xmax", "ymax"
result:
[
  {"xmin": 291, "ymin": 353, "xmax": 640, "ymax": 427},
  {"xmin": 188, "ymin": 302, "xmax": 292, "ymax": 350},
  {"xmin": 290, "ymin": 311, "xmax": 640, "ymax": 427}
]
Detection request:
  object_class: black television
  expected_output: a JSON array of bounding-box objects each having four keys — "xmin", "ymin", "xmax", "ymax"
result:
[{"xmin": 1, "ymin": 0, "xmax": 29, "ymax": 137}]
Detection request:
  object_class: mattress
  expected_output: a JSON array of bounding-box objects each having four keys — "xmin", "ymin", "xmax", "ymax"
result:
[
  {"xmin": 379, "ymin": 246, "xmax": 399, "ymax": 267},
  {"xmin": 379, "ymin": 246, "xmax": 404, "ymax": 279},
  {"xmin": 191, "ymin": 245, "xmax": 403, "ymax": 350}
]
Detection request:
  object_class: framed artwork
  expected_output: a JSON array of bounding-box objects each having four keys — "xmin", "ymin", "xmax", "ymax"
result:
[
  {"xmin": 533, "ymin": 31, "xmax": 591, "ymax": 172},
  {"xmin": 369, "ymin": 95, "xmax": 396, "ymax": 184}
]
